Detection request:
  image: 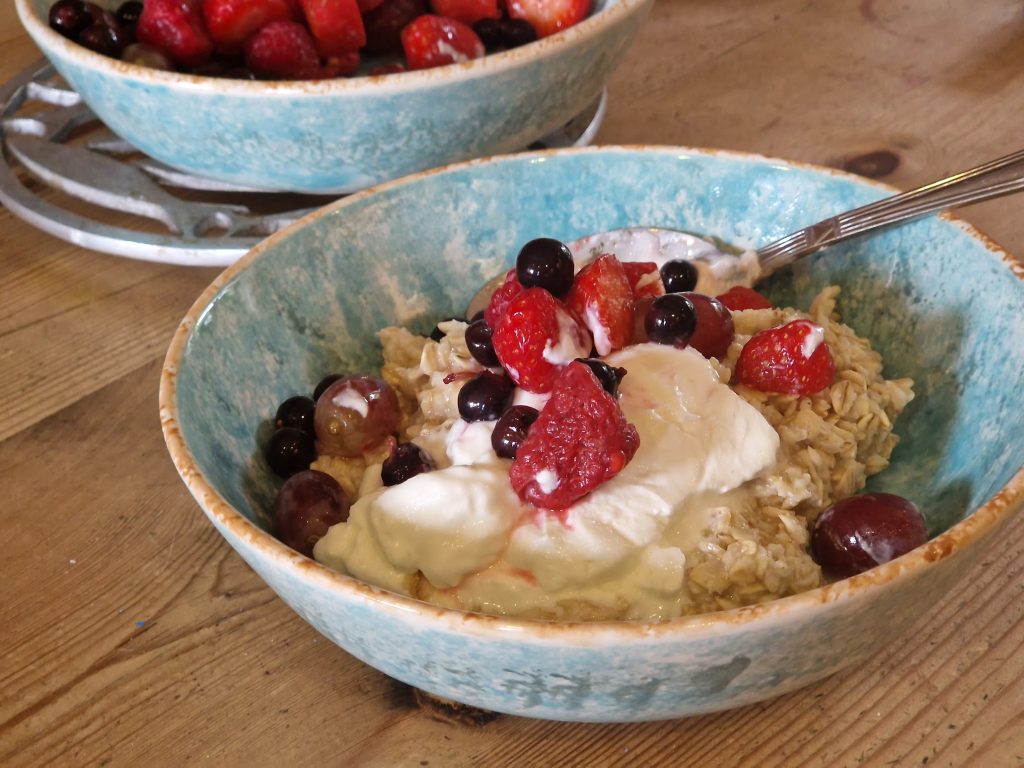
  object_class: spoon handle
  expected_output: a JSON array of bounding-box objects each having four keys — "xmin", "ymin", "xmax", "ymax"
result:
[{"xmin": 757, "ymin": 148, "xmax": 1024, "ymax": 277}]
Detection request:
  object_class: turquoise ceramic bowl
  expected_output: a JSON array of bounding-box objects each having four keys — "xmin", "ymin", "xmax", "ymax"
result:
[
  {"xmin": 161, "ymin": 147, "xmax": 1024, "ymax": 721},
  {"xmin": 16, "ymin": 0, "xmax": 651, "ymax": 194}
]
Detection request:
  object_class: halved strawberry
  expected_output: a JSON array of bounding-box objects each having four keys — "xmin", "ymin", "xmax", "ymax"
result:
[
  {"xmin": 301, "ymin": 0, "xmax": 365, "ymax": 56},
  {"xmin": 716, "ymin": 285, "xmax": 774, "ymax": 311},
  {"xmin": 202, "ymin": 0, "xmax": 294, "ymax": 54},
  {"xmin": 401, "ymin": 14, "xmax": 485, "ymax": 69},
  {"xmin": 734, "ymin": 319, "xmax": 835, "ymax": 395},
  {"xmin": 492, "ymin": 287, "xmax": 591, "ymax": 393},
  {"xmin": 137, "ymin": 0, "xmax": 214, "ymax": 67},
  {"xmin": 621, "ymin": 261, "xmax": 664, "ymax": 300},
  {"xmin": 566, "ymin": 253, "xmax": 633, "ymax": 356},
  {"xmin": 244, "ymin": 19, "xmax": 322, "ymax": 79},
  {"xmin": 483, "ymin": 268, "xmax": 524, "ymax": 329},
  {"xmin": 429, "ymin": 0, "xmax": 499, "ymax": 24},
  {"xmin": 506, "ymin": 0, "xmax": 589, "ymax": 37},
  {"xmin": 509, "ymin": 361, "xmax": 639, "ymax": 511}
]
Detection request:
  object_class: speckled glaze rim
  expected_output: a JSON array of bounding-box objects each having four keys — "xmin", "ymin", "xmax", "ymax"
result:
[
  {"xmin": 16, "ymin": 0, "xmax": 651, "ymax": 96},
  {"xmin": 159, "ymin": 145, "xmax": 1024, "ymax": 643}
]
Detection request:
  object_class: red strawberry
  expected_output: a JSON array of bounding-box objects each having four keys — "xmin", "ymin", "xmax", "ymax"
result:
[
  {"xmin": 244, "ymin": 20, "xmax": 323, "ymax": 79},
  {"xmin": 492, "ymin": 287, "xmax": 591, "ymax": 393},
  {"xmin": 509, "ymin": 361, "xmax": 639, "ymax": 511},
  {"xmin": 301, "ymin": 0, "xmax": 366, "ymax": 55},
  {"xmin": 429, "ymin": 0, "xmax": 499, "ymax": 24},
  {"xmin": 506, "ymin": 0, "xmax": 589, "ymax": 38},
  {"xmin": 621, "ymin": 260, "xmax": 664, "ymax": 300},
  {"xmin": 401, "ymin": 14, "xmax": 485, "ymax": 70},
  {"xmin": 357, "ymin": 0, "xmax": 385, "ymax": 10},
  {"xmin": 716, "ymin": 285, "xmax": 774, "ymax": 311},
  {"xmin": 483, "ymin": 268, "xmax": 524, "ymax": 329},
  {"xmin": 323, "ymin": 50, "xmax": 361, "ymax": 75},
  {"xmin": 734, "ymin": 319, "xmax": 835, "ymax": 395},
  {"xmin": 566, "ymin": 253, "xmax": 633, "ymax": 356},
  {"xmin": 137, "ymin": 0, "xmax": 214, "ymax": 67},
  {"xmin": 202, "ymin": 0, "xmax": 294, "ymax": 53},
  {"xmin": 363, "ymin": 0, "xmax": 425, "ymax": 54}
]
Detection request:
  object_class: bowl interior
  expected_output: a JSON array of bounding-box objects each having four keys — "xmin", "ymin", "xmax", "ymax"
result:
[{"xmin": 175, "ymin": 147, "xmax": 1024, "ymax": 549}]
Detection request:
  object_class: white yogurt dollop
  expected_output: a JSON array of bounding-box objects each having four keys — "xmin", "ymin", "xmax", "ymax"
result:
[{"xmin": 314, "ymin": 344, "xmax": 779, "ymax": 619}]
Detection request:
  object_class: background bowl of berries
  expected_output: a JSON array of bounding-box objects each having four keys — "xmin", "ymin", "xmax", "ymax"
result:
[
  {"xmin": 161, "ymin": 146, "xmax": 1024, "ymax": 721},
  {"xmin": 16, "ymin": 0, "xmax": 651, "ymax": 193}
]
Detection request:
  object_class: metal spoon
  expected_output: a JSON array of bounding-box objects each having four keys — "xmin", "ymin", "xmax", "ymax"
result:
[{"xmin": 468, "ymin": 148, "xmax": 1024, "ymax": 317}]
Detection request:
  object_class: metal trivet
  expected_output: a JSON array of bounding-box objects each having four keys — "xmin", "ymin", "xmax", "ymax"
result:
[{"xmin": 0, "ymin": 60, "xmax": 607, "ymax": 267}]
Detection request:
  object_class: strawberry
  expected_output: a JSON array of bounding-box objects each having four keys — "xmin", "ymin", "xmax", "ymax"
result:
[
  {"xmin": 301, "ymin": 0, "xmax": 366, "ymax": 55},
  {"xmin": 137, "ymin": 0, "xmax": 214, "ymax": 67},
  {"xmin": 202, "ymin": 0, "xmax": 295, "ymax": 53},
  {"xmin": 401, "ymin": 14, "xmax": 485, "ymax": 70},
  {"xmin": 734, "ymin": 319, "xmax": 835, "ymax": 395},
  {"xmin": 429, "ymin": 0, "xmax": 499, "ymax": 24},
  {"xmin": 363, "ymin": 0, "xmax": 425, "ymax": 54},
  {"xmin": 492, "ymin": 287, "xmax": 591, "ymax": 393},
  {"xmin": 566, "ymin": 254, "xmax": 633, "ymax": 356},
  {"xmin": 357, "ymin": 0, "xmax": 385, "ymax": 10},
  {"xmin": 506, "ymin": 0, "xmax": 589, "ymax": 38},
  {"xmin": 716, "ymin": 285, "xmax": 774, "ymax": 311},
  {"xmin": 509, "ymin": 361, "xmax": 639, "ymax": 511},
  {"xmin": 483, "ymin": 268, "xmax": 524, "ymax": 329},
  {"xmin": 621, "ymin": 260, "xmax": 664, "ymax": 300},
  {"xmin": 244, "ymin": 20, "xmax": 323, "ymax": 79},
  {"xmin": 323, "ymin": 50, "xmax": 361, "ymax": 75}
]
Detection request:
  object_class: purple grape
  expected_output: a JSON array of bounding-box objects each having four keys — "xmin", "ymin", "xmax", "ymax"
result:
[{"xmin": 273, "ymin": 470, "xmax": 350, "ymax": 556}]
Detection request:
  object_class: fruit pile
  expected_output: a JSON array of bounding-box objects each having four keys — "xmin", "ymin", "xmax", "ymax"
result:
[
  {"xmin": 263, "ymin": 235, "xmax": 927, "ymax": 579},
  {"xmin": 46, "ymin": 0, "xmax": 591, "ymax": 79}
]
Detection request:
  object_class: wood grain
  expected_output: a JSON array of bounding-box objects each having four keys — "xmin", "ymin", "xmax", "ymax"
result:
[{"xmin": 2, "ymin": 0, "xmax": 1023, "ymax": 765}]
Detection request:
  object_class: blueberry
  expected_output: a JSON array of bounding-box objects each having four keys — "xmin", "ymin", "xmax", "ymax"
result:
[
  {"xmin": 313, "ymin": 373, "xmax": 345, "ymax": 402},
  {"xmin": 48, "ymin": 0, "xmax": 90, "ymax": 39},
  {"xmin": 644, "ymin": 294, "xmax": 697, "ymax": 346},
  {"xmin": 473, "ymin": 18, "xmax": 503, "ymax": 51},
  {"xmin": 78, "ymin": 23, "xmax": 126, "ymax": 57},
  {"xmin": 381, "ymin": 442, "xmax": 436, "ymax": 486},
  {"xmin": 491, "ymin": 405, "xmax": 539, "ymax": 459},
  {"xmin": 574, "ymin": 358, "xmax": 626, "ymax": 397},
  {"xmin": 515, "ymin": 238, "xmax": 574, "ymax": 297},
  {"xmin": 265, "ymin": 427, "xmax": 316, "ymax": 478},
  {"xmin": 275, "ymin": 395, "xmax": 316, "ymax": 435},
  {"xmin": 499, "ymin": 18, "xmax": 537, "ymax": 48},
  {"xmin": 465, "ymin": 319, "xmax": 500, "ymax": 367},
  {"xmin": 458, "ymin": 371, "xmax": 514, "ymax": 422},
  {"xmin": 660, "ymin": 259, "xmax": 698, "ymax": 293}
]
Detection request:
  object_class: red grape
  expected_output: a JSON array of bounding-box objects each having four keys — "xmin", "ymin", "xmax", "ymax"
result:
[
  {"xmin": 273, "ymin": 470, "xmax": 350, "ymax": 556},
  {"xmin": 681, "ymin": 291, "xmax": 734, "ymax": 359},
  {"xmin": 811, "ymin": 492, "xmax": 927, "ymax": 579},
  {"xmin": 314, "ymin": 375, "xmax": 400, "ymax": 457}
]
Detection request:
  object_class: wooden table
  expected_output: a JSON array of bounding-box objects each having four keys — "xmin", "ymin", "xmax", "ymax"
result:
[{"xmin": 3, "ymin": 1, "xmax": 1023, "ymax": 765}]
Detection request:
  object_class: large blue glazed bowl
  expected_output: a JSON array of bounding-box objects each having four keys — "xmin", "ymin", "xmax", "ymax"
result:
[
  {"xmin": 16, "ymin": 0, "xmax": 651, "ymax": 193},
  {"xmin": 160, "ymin": 147, "xmax": 1024, "ymax": 721}
]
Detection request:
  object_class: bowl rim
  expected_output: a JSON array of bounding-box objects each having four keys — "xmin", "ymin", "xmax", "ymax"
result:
[
  {"xmin": 17, "ymin": 0, "xmax": 651, "ymax": 96},
  {"xmin": 160, "ymin": 144, "xmax": 1024, "ymax": 642}
]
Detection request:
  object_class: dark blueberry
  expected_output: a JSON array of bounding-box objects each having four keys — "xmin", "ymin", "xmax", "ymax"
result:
[
  {"xmin": 223, "ymin": 66, "xmax": 257, "ymax": 80},
  {"xmin": 381, "ymin": 442, "xmax": 436, "ymax": 486},
  {"xmin": 465, "ymin": 319, "xmax": 500, "ymax": 367},
  {"xmin": 265, "ymin": 427, "xmax": 316, "ymax": 478},
  {"xmin": 430, "ymin": 316, "xmax": 460, "ymax": 341},
  {"xmin": 660, "ymin": 259, "xmax": 698, "ymax": 293},
  {"xmin": 83, "ymin": 1, "xmax": 120, "ymax": 28},
  {"xmin": 515, "ymin": 238, "xmax": 575, "ymax": 297},
  {"xmin": 468, "ymin": 309, "xmax": 485, "ymax": 324},
  {"xmin": 275, "ymin": 395, "xmax": 316, "ymax": 434},
  {"xmin": 115, "ymin": 0, "xmax": 142, "ymax": 27},
  {"xmin": 457, "ymin": 371, "xmax": 515, "ymax": 422},
  {"xmin": 78, "ymin": 23, "xmax": 126, "ymax": 57},
  {"xmin": 313, "ymin": 373, "xmax": 345, "ymax": 402},
  {"xmin": 574, "ymin": 358, "xmax": 626, "ymax": 397},
  {"xmin": 491, "ymin": 405, "xmax": 539, "ymax": 459},
  {"xmin": 473, "ymin": 18, "xmax": 503, "ymax": 51},
  {"xmin": 644, "ymin": 293, "xmax": 697, "ymax": 346},
  {"xmin": 499, "ymin": 18, "xmax": 537, "ymax": 48},
  {"xmin": 48, "ymin": 0, "xmax": 90, "ymax": 39}
]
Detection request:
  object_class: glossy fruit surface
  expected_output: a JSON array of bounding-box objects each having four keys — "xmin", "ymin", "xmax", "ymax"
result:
[
  {"xmin": 265, "ymin": 426, "xmax": 317, "ymax": 477},
  {"xmin": 680, "ymin": 292, "xmax": 734, "ymax": 358},
  {"xmin": 244, "ymin": 19, "xmax": 322, "ymax": 78},
  {"xmin": 275, "ymin": 395, "xmax": 316, "ymax": 434},
  {"xmin": 314, "ymin": 375, "xmax": 400, "ymax": 457},
  {"xmin": 566, "ymin": 253, "xmax": 633, "ymax": 356},
  {"xmin": 457, "ymin": 371, "xmax": 514, "ymax": 421},
  {"xmin": 734, "ymin": 319, "xmax": 835, "ymax": 395},
  {"xmin": 49, "ymin": 0, "xmax": 90, "ymax": 39},
  {"xmin": 381, "ymin": 442, "xmax": 436, "ymax": 485},
  {"xmin": 273, "ymin": 470, "xmax": 350, "ymax": 556},
  {"xmin": 202, "ymin": 0, "xmax": 294, "ymax": 53},
  {"xmin": 506, "ymin": 0, "xmax": 588, "ymax": 37},
  {"xmin": 660, "ymin": 259, "xmax": 697, "ymax": 293},
  {"xmin": 717, "ymin": 285, "xmax": 774, "ymax": 311},
  {"xmin": 490, "ymin": 404, "xmax": 539, "ymax": 458},
  {"xmin": 136, "ymin": 0, "xmax": 214, "ymax": 66},
  {"xmin": 313, "ymin": 373, "xmax": 345, "ymax": 402},
  {"xmin": 429, "ymin": 0, "xmax": 499, "ymax": 24},
  {"xmin": 644, "ymin": 293, "xmax": 696, "ymax": 346},
  {"xmin": 515, "ymin": 238, "xmax": 574, "ymax": 297},
  {"xmin": 621, "ymin": 261, "xmax": 664, "ymax": 300},
  {"xmin": 401, "ymin": 14, "xmax": 484, "ymax": 69},
  {"xmin": 811, "ymin": 493, "xmax": 927, "ymax": 579},
  {"xmin": 484, "ymin": 268, "xmax": 524, "ymax": 328},
  {"xmin": 465, "ymin": 318, "xmax": 500, "ymax": 367},
  {"xmin": 574, "ymin": 357, "xmax": 625, "ymax": 397}
]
